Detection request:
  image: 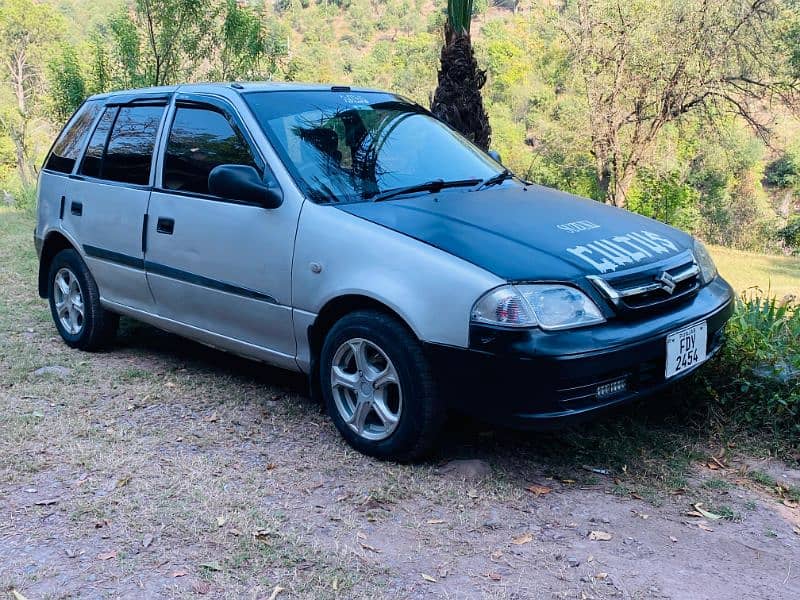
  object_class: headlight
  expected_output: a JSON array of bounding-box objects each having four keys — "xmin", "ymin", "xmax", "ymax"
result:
[
  {"xmin": 693, "ymin": 239, "xmax": 717, "ymax": 284},
  {"xmin": 471, "ymin": 284, "xmax": 605, "ymax": 330}
]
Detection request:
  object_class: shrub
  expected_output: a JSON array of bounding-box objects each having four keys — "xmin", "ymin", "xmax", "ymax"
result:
[{"xmin": 708, "ymin": 291, "xmax": 800, "ymax": 443}]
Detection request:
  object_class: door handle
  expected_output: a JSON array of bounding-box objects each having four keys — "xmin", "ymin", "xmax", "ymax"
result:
[
  {"xmin": 156, "ymin": 217, "xmax": 174, "ymax": 234},
  {"xmin": 70, "ymin": 201, "xmax": 82, "ymax": 216}
]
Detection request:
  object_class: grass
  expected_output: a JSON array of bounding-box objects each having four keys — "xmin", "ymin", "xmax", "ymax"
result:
[
  {"xmin": 710, "ymin": 244, "xmax": 800, "ymax": 300},
  {"xmin": 2, "ymin": 206, "xmax": 799, "ymax": 597}
]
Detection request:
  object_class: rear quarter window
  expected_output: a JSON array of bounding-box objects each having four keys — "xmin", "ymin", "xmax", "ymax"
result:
[{"xmin": 44, "ymin": 101, "xmax": 102, "ymax": 174}]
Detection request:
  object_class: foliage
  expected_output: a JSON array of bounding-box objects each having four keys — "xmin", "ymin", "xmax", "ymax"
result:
[
  {"xmin": 708, "ymin": 292, "xmax": 800, "ymax": 443},
  {"xmin": 47, "ymin": 44, "xmax": 86, "ymax": 121},
  {"xmin": 559, "ymin": 0, "xmax": 800, "ymax": 208},
  {"xmin": 0, "ymin": 0, "xmax": 798, "ymax": 253}
]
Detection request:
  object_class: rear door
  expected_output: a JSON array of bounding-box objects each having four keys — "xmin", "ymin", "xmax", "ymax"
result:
[
  {"xmin": 69, "ymin": 99, "xmax": 168, "ymax": 310},
  {"xmin": 144, "ymin": 94, "xmax": 298, "ymax": 367}
]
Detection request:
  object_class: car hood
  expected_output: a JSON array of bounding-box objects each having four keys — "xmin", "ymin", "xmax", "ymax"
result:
[{"xmin": 336, "ymin": 184, "xmax": 694, "ymax": 281}]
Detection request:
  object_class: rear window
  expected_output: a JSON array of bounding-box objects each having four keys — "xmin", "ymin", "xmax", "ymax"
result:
[
  {"xmin": 44, "ymin": 101, "xmax": 102, "ymax": 174},
  {"xmin": 79, "ymin": 104, "xmax": 165, "ymax": 186}
]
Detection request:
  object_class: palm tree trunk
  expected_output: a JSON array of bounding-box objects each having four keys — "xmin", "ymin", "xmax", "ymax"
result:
[{"xmin": 430, "ymin": 22, "xmax": 491, "ymax": 151}]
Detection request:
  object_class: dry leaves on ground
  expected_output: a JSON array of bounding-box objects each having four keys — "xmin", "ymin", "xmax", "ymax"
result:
[{"xmin": 588, "ymin": 531, "xmax": 613, "ymax": 541}]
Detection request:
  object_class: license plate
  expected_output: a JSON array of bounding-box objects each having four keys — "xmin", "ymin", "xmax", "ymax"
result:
[{"xmin": 665, "ymin": 321, "xmax": 707, "ymax": 379}]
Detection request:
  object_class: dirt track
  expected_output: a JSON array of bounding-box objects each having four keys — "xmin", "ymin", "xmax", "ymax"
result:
[{"xmin": 2, "ymin": 210, "xmax": 800, "ymax": 599}]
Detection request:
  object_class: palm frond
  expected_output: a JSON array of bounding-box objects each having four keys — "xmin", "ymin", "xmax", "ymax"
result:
[{"xmin": 447, "ymin": 0, "xmax": 474, "ymax": 36}]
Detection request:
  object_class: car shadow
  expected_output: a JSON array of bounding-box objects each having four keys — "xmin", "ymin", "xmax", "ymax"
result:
[{"xmin": 112, "ymin": 316, "xmax": 708, "ymax": 475}]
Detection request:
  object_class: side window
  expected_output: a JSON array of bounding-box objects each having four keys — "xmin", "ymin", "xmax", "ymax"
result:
[
  {"xmin": 44, "ymin": 101, "xmax": 102, "ymax": 174},
  {"xmin": 103, "ymin": 105, "xmax": 165, "ymax": 185},
  {"xmin": 80, "ymin": 107, "xmax": 117, "ymax": 179},
  {"xmin": 163, "ymin": 106, "xmax": 258, "ymax": 195}
]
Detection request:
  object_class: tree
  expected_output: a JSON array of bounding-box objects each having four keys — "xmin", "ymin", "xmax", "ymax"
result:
[
  {"xmin": 561, "ymin": 0, "xmax": 800, "ymax": 207},
  {"xmin": 430, "ymin": 0, "xmax": 491, "ymax": 150},
  {"xmin": 217, "ymin": 0, "xmax": 289, "ymax": 81},
  {"xmin": 48, "ymin": 44, "xmax": 86, "ymax": 121},
  {"xmin": 0, "ymin": 0, "xmax": 64, "ymax": 187},
  {"xmin": 102, "ymin": 0, "xmax": 220, "ymax": 88}
]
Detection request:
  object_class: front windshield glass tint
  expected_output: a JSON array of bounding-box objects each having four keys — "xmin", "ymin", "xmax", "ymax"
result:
[{"xmin": 244, "ymin": 91, "xmax": 504, "ymax": 203}]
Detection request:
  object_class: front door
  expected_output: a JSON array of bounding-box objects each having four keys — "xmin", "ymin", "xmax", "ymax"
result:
[
  {"xmin": 144, "ymin": 95, "xmax": 298, "ymax": 367},
  {"xmin": 69, "ymin": 101, "xmax": 167, "ymax": 311}
]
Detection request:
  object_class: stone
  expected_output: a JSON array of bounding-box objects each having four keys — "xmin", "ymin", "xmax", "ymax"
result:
[
  {"xmin": 33, "ymin": 365, "xmax": 72, "ymax": 378},
  {"xmin": 438, "ymin": 459, "xmax": 492, "ymax": 481}
]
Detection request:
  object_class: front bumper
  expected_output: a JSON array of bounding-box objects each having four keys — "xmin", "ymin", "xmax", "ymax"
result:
[{"xmin": 425, "ymin": 276, "xmax": 735, "ymax": 427}]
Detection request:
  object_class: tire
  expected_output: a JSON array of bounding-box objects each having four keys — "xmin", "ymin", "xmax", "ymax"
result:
[
  {"xmin": 320, "ymin": 310, "xmax": 444, "ymax": 461},
  {"xmin": 47, "ymin": 248, "xmax": 118, "ymax": 351}
]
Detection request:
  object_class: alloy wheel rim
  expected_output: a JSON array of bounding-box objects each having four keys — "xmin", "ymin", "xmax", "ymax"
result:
[
  {"xmin": 330, "ymin": 337, "xmax": 402, "ymax": 441},
  {"xmin": 54, "ymin": 267, "xmax": 85, "ymax": 335}
]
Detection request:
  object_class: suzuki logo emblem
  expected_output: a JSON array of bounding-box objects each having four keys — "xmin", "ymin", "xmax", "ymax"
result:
[{"xmin": 657, "ymin": 271, "xmax": 677, "ymax": 294}]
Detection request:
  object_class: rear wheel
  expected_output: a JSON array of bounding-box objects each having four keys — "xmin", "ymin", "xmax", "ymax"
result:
[
  {"xmin": 47, "ymin": 249, "xmax": 118, "ymax": 350},
  {"xmin": 320, "ymin": 310, "xmax": 444, "ymax": 461}
]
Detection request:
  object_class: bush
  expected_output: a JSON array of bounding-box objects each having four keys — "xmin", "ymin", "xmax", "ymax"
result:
[{"xmin": 708, "ymin": 291, "xmax": 800, "ymax": 443}]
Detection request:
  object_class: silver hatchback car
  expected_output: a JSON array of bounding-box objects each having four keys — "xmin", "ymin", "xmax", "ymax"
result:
[{"xmin": 35, "ymin": 83, "xmax": 734, "ymax": 460}]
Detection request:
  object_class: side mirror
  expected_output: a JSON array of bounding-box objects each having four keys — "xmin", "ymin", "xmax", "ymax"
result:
[
  {"xmin": 488, "ymin": 149, "xmax": 503, "ymax": 164},
  {"xmin": 208, "ymin": 164, "xmax": 283, "ymax": 208}
]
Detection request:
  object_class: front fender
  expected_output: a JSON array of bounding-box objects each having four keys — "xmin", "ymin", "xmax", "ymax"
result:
[{"xmin": 292, "ymin": 202, "xmax": 504, "ymax": 348}]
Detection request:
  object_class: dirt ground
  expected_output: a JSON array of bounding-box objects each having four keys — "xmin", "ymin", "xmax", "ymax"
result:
[{"xmin": 2, "ymin": 212, "xmax": 800, "ymax": 599}]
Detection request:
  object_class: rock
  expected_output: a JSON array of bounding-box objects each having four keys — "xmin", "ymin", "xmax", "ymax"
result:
[
  {"xmin": 439, "ymin": 459, "xmax": 492, "ymax": 481},
  {"xmin": 567, "ymin": 557, "xmax": 581, "ymax": 567},
  {"xmin": 33, "ymin": 365, "xmax": 72, "ymax": 378},
  {"xmin": 753, "ymin": 360, "xmax": 799, "ymax": 385}
]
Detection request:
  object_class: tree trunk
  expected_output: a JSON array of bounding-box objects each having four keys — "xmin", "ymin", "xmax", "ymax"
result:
[{"xmin": 430, "ymin": 23, "xmax": 491, "ymax": 151}]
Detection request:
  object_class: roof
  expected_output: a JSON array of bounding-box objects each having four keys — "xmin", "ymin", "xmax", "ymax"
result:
[{"xmin": 87, "ymin": 81, "xmax": 389, "ymax": 102}]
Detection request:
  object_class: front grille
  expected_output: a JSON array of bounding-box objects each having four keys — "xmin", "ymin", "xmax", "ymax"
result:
[{"xmin": 587, "ymin": 251, "xmax": 700, "ymax": 314}]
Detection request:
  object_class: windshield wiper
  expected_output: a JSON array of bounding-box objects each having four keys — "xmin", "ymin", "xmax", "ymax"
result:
[
  {"xmin": 368, "ymin": 178, "xmax": 482, "ymax": 203},
  {"xmin": 476, "ymin": 169, "xmax": 514, "ymax": 190}
]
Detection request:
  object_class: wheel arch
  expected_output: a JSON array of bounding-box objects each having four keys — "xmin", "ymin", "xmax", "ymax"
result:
[
  {"xmin": 38, "ymin": 231, "xmax": 79, "ymax": 298},
  {"xmin": 306, "ymin": 293, "xmax": 420, "ymax": 401}
]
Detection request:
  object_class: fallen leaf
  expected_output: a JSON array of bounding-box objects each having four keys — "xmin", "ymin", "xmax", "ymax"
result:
[
  {"xmin": 793, "ymin": 526, "xmax": 800, "ymax": 536},
  {"xmin": 267, "ymin": 585, "xmax": 285, "ymax": 600},
  {"xmin": 588, "ymin": 530, "xmax": 613, "ymax": 541},
  {"xmin": 486, "ymin": 572, "xmax": 502, "ymax": 581},
  {"xmin": 631, "ymin": 510, "xmax": 649, "ymax": 519},
  {"xmin": 360, "ymin": 542, "xmax": 381, "ymax": 553},
  {"xmin": 512, "ymin": 533, "xmax": 534, "ymax": 545},
  {"xmin": 427, "ymin": 519, "xmax": 445, "ymax": 525},
  {"xmin": 706, "ymin": 462, "xmax": 720, "ymax": 470},
  {"xmin": 490, "ymin": 549, "xmax": 503, "ymax": 560},
  {"xmin": 266, "ymin": 463, "xmax": 277, "ymax": 470},
  {"xmin": 630, "ymin": 492, "xmax": 643, "ymax": 500},
  {"xmin": 527, "ymin": 484, "xmax": 552, "ymax": 496},
  {"xmin": 782, "ymin": 499, "xmax": 799, "ymax": 509},
  {"xmin": 332, "ymin": 577, "xmax": 339, "ymax": 591},
  {"xmin": 171, "ymin": 569, "xmax": 189, "ymax": 578},
  {"xmin": 97, "ymin": 550, "xmax": 117, "ymax": 561},
  {"xmin": 116, "ymin": 476, "xmax": 131, "ymax": 488},
  {"xmin": 467, "ymin": 488, "xmax": 479, "ymax": 499},
  {"xmin": 199, "ymin": 561, "xmax": 222, "ymax": 572},
  {"xmin": 142, "ymin": 534, "xmax": 155, "ymax": 549},
  {"xmin": 697, "ymin": 522, "xmax": 714, "ymax": 532},
  {"xmin": 204, "ymin": 412, "xmax": 218, "ymax": 423},
  {"xmin": 216, "ymin": 516, "xmax": 226, "ymax": 527},
  {"xmin": 692, "ymin": 503, "xmax": 722, "ymax": 521},
  {"xmin": 192, "ymin": 580, "xmax": 211, "ymax": 595},
  {"xmin": 252, "ymin": 529, "xmax": 271, "ymax": 542},
  {"xmin": 10, "ymin": 589, "xmax": 29, "ymax": 600},
  {"xmin": 94, "ymin": 519, "xmax": 108, "ymax": 529},
  {"xmin": 421, "ymin": 573, "xmax": 437, "ymax": 583},
  {"xmin": 595, "ymin": 572, "xmax": 608, "ymax": 580},
  {"xmin": 34, "ymin": 498, "xmax": 59, "ymax": 506},
  {"xmin": 562, "ymin": 479, "xmax": 576, "ymax": 484}
]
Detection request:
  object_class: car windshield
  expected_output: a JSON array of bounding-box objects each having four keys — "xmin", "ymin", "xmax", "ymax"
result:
[{"xmin": 244, "ymin": 90, "xmax": 506, "ymax": 204}]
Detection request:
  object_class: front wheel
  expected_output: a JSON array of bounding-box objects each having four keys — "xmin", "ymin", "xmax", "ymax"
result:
[{"xmin": 320, "ymin": 310, "xmax": 444, "ymax": 461}]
